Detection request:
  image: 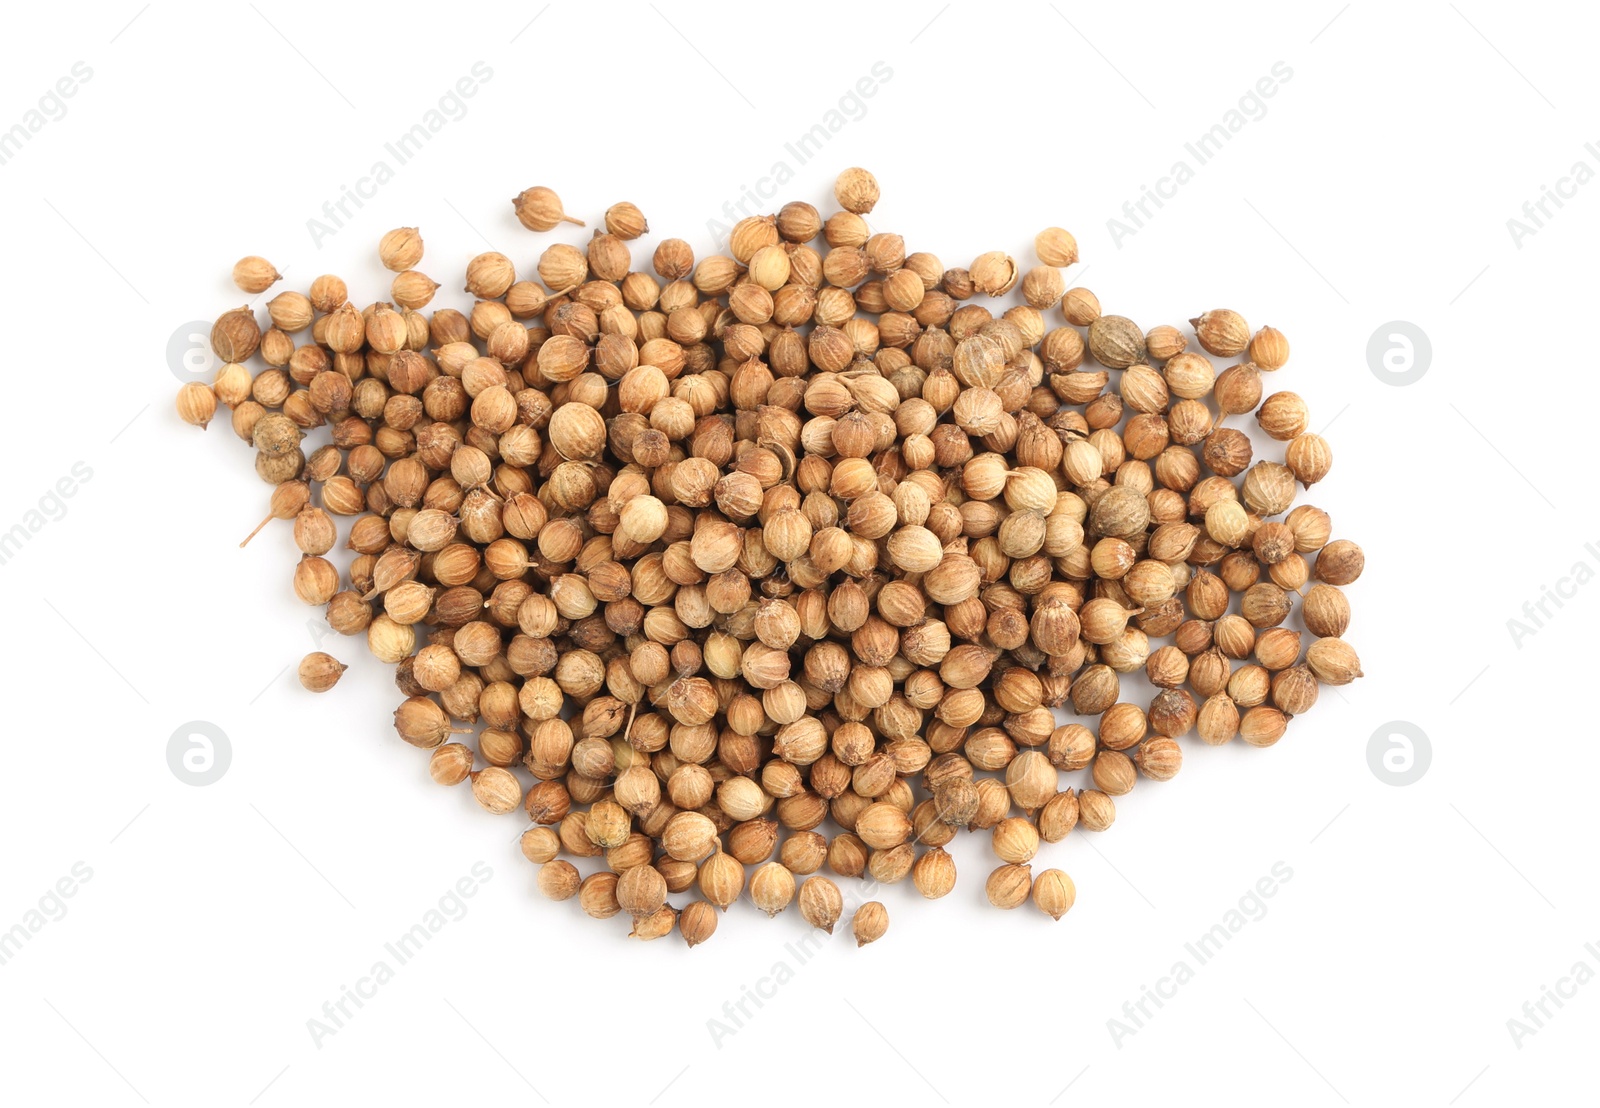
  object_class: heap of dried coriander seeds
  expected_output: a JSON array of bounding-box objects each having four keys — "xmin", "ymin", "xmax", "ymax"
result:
[{"xmin": 179, "ymin": 168, "xmax": 1364, "ymax": 946}]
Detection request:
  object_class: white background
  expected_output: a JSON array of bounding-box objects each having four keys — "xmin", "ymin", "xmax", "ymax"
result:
[{"xmin": 0, "ymin": 2, "xmax": 1592, "ymax": 1105}]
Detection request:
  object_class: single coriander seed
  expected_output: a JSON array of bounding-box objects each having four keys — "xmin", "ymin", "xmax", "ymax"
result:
[
  {"xmin": 985, "ymin": 863, "xmax": 1033, "ymax": 909},
  {"xmin": 176, "ymin": 382, "xmax": 218, "ymax": 429},
  {"xmin": 1087, "ymin": 315, "xmax": 1145, "ymax": 368},
  {"xmin": 378, "ymin": 227, "xmax": 424, "ymax": 272},
  {"xmin": 798, "ymin": 875, "xmax": 843, "ymax": 932},
  {"xmin": 680, "ymin": 900, "xmax": 719, "ymax": 948},
  {"xmin": 604, "ymin": 201, "xmax": 648, "ymax": 239},
  {"xmin": 1033, "ymin": 868, "xmax": 1076, "ymax": 920},
  {"xmin": 537, "ymin": 860, "xmax": 581, "ymax": 901},
  {"xmin": 231, "ymin": 255, "xmax": 281, "ymax": 294},
  {"xmin": 852, "ymin": 901, "xmax": 890, "ymax": 946},
  {"xmin": 1190, "ymin": 308, "xmax": 1250, "ymax": 356},
  {"xmin": 1035, "ymin": 227, "xmax": 1079, "ymax": 267},
  {"xmin": 513, "ymin": 186, "xmax": 584, "ymax": 231},
  {"xmin": 834, "ymin": 167, "xmax": 880, "ymax": 214},
  {"xmin": 298, "ymin": 651, "xmax": 347, "ymax": 692},
  {"xmin": 750, "ymin": 861, "xmax": 796, "ymax": 917}
]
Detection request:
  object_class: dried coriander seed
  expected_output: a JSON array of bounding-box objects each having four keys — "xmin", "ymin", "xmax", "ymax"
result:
[
  {"xmin": 1249, "ymin": 325, "xmax": 1290, "ymax": 369},
  {"xmin": 604, "ymin": 201, "xmax": 648, "ymax": 240},
  {"xmin": 211, "ymin": 306, "xmax": 261, "ymax": 363},
  {"xmin": 992, "ymin": 817, "xmax": 1040, "ymax": 863},
  {"xmin": 1060, "ymin": 286, "xmax": 1101, "ymax": 326},
  {"xmin": 519, "ymin": 827, "xmax": 560, "ymax": 864},
  {"xmin": 1306, "ymin": 637, "xmax": 1364, "ymax": 685},
  {"xmin": 1257, "ymin": 392, "xmax": 1310, "ymax": 440},
  {"xmin": 617, "ymin": 863, "xmax": 668, "ymax": 919},
  {"xmin": 298, "ymin": 651, "xmax": 347, "ymax": 692},
  {"xmin": 176, "ymin": 382, "xmax": 217, "ymax": 429},
  {"xmin": 971, "ymin": 251, "xmax": 1019, "ymax": 296},
  {"xmin": 680, "ymin": 900, "xmax": 718, "ymax": 948},
  {"xmin": 578, "ymin": 872, "xmax": 622, "ymax": 919},
  {"xmin": 232, "ymin": 255, "xmax": 281, "ymax": 294},
  {"xmin": 834, "ymin": 167, "xmax": 880, "ymax": 214},
  {"xmin": 852, "ymin": 901, "xmax": 889, "ymax": 946},
  {"xmin": 751, "ymin": 861, "xmax": 796, "ymax": 917},
  {"xmin": 1191, "ymin": 308, "xmax": 1249, "ymax": 356},
  {"xmin": 1035, "ymin": 227, "xmax": 1079, "ymax": 268},
  {"xmin": 513, "ymin": 186, "xmax": 584, "ymax": 231},
  {"xmin": 1302, "ymin": 584, "xmax": 1351, "ymax": 638},
  {"xmin": 630, "ymin": 905, "xmax": 677, "ymax": 941},
  {"xmin": 986, "ymin": 863, "xmax": 1033, "ymax": 909},
  {"xmin": 798, "ymin": 875, "xmax": 843, "ymax": 932},
  {"xmin": 470, "ymin": 767, "xmax": 522, "ymax": 814},
  {"xmin": 1033, "ymin": 868, "xmax": 1076, "ymax": 920},
  {"xmin": 179, "ymin": 164, "xmax": 1366, "ymax": 947},
  {"xmin": 537, "ymin": 860, "xmax": 581, "ymax": 901},
  {"xmin": 431, "ymin": 744, "xmax": 475, "ymax": 787},
  {"xmin": 1315, "ymin": 540, "xmax": 1366, "ymax": 585},
  {"xmin": 378, "ymin": 227, "xmax": 424, "ymax": 272},
  {"xmin": 1145, "ymin": 324, "xmax": 1187, "ymax": 361},
  {"xmin": 1286, "ymin": 433, "xmax": 1332, "ymax": 486},
  {"xmin": 1088, "ymin": 314, "xmax": 1145, "ymax": 368}
]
